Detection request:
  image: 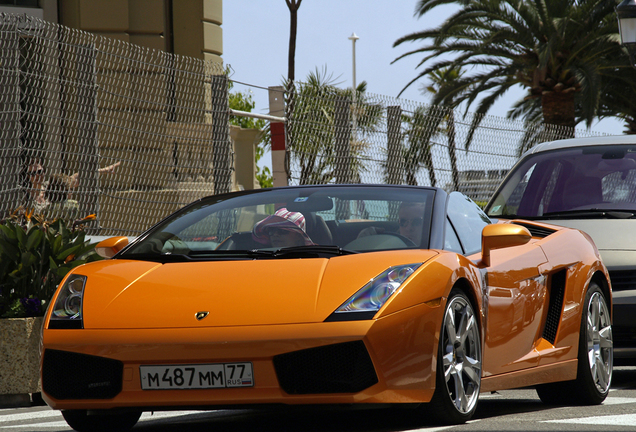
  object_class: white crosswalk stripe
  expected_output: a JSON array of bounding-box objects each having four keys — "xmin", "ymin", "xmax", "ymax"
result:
[
  {"xmin": 2, "ymin": 396, "xmax": 636, "ymax": 431},
  {"xmin": 0, "ymin": 409, "xmax": 60, "ymax": 423},
  {"xmin": 0, "ymin": 409, "xmax": 209, "ymax": 430},
  {"xmin": 600, "ymin": 396, "xmax": 636, "ymax": 405},
  {"xmin": 544, "ymin": 413, "xmax": 636, "ymax": 426},
  {"xmin": 0, "ymin": 421, "xmax": 68, "ymax": 430}
]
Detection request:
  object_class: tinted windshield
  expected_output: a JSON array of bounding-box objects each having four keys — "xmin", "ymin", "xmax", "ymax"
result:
[
  {"xmin": 121, "ymin": 186, "xmax": 435, "ymax": 259},
  {"xmin": 487, "ymin": 145, "xmax": 636, "ymax": 218}
]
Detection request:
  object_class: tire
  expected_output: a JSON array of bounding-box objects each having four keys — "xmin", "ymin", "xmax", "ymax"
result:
[
  {"xmin": 536, "ymin": 282, "xmax": 613, "ymax": 405},
  {"xmin": 62, "ymin": 409, "xmax": 142, "ymax": 432},
  {"xmin": 426, "ymin": 288, "xmax": 482, "ymax": 425}
]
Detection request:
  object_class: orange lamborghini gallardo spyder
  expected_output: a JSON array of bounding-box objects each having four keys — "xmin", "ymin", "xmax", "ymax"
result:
[{"xmin": 40, "ymin": 185, "xmax": 613, "ymax": 431}]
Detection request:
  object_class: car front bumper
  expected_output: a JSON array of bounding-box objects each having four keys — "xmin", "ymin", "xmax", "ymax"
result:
[{"xmin": 41, "ymin": 303, "xmax": 442, "ymax": 411}]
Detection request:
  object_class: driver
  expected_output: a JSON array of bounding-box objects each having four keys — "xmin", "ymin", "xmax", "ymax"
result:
[
  {"xmin": 357, "ymin": 202, "xmax": 425, "ymax": 245},
  {"xmin": 397, "ymin": 202, "xmax": 425, "ymax": 244},
  {"xmin": 252, "ymin": 208, "xmax": 314, "ymax": 248}
]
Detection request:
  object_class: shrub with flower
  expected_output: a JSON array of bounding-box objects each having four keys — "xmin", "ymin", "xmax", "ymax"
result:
[{"xmin": 0, "ymin": 208, "xmax": 102, "ymax": 318}]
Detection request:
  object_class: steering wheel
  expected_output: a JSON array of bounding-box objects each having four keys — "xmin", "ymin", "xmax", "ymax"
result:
[{"xmin": 382, "ymin": 232, "xmax": 417, "ymax": 247}]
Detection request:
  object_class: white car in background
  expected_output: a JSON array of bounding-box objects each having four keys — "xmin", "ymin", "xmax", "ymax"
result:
[{"xmin": 486, "ymin": 135, "xmax": 636, "ymax": 363}]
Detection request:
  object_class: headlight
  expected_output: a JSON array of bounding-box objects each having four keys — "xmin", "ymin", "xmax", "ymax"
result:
[
  {"xmin": 49, "ymin": 274, "xmax": 86, "ymax": 329},
  {"xmin": 326, "ymin": 263, "xmax": 422, "ymax": 322}
]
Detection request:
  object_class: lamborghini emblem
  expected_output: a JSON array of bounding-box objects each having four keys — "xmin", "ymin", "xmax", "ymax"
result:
[{"xmin": 195, "ymin": 311, "xmax": 209, "ymax": 321}]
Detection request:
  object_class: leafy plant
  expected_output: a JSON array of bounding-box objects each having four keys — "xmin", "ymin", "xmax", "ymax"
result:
[{"xmin": 0, "ymin": 208, "xmax": 102, "ymax": 318}]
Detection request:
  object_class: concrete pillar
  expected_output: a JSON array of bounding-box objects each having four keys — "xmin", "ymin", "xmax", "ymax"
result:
[
  {"xmin": 230, "ymin": 125, "xmax": 262, "ymax": 191},
  {"xmin": 269, "ymin": 86, "xmax": 287, "ymax": 187}
]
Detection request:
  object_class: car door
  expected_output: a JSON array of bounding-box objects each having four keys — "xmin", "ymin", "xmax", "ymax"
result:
[
  {"xmin": 446, "ymin": 193, "xmax": 549, "ymax": 376},
  {"xmin": 481, "ymin": 241, "xmax": 549, "ymax": 376}
]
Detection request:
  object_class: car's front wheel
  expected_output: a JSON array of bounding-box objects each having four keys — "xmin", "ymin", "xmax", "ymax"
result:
[
  {"xmin": 536, "ymin": 282, "xmax": 613, "ymax": 405},
  {"xmin": 427, "ymin": 288, "xmax": 482, "ymax": 424},
  {"xmin": 62, "ymin": 409, "xmax": 141, "ymax": 432}
]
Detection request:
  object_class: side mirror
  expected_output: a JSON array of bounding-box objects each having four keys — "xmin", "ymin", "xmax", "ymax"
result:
[
  {"xmin": 481, "ymin": 224, "xmax": 531, "ymax": 267},
  {"xmin": 95, "ymin": 236, "xmax": 129, "ymax": 259}
]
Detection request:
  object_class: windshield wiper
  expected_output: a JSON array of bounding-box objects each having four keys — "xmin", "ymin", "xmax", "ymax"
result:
[
  {"xmin": 540, "ymin": 209, "xmax": 636, "ymax": 219},
  {"xmin": 271, "ymin": 245, "xmax": 358, "ymax": 258},
  {"xmin": 188, "ymin": 249, "xmax": 275, "ymax": 258},
  {"xmin": 118, "ymin": 252, "xmax": 192, "ymax": 263},
  {"xmin": 184, "ymin": 246, "xmax": 358, "ymax": 259}
]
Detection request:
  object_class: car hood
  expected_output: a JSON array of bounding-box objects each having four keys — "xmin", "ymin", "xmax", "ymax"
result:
[
  {"xmin": 535, "ymin": 219, "xmax": 636, "ymax": 268},
  {"xmin": 79, "ymin": 250, "xmax": 438, "ymax": 329}
]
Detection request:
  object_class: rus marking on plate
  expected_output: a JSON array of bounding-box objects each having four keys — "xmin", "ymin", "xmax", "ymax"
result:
[{"xmin": 195, "ymin": 311, "xmax": 209, "ymax": 321}]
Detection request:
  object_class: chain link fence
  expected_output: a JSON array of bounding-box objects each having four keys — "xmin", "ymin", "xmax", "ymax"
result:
[
  {"xmin": 2, "ymin": 12, "xmax": 608, "ymax": 237},
  {"xmin": 0, "ymin": 13, "xmax": 230, "ymax": 236},
  {"xmin": 285, "ymin": 82, "xmax": 605, "ymax": 203}
]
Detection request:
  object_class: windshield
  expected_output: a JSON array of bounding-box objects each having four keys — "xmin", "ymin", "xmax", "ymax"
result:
[
  {"xmin": 487, "ymin": 145, "xmax": 636, "ymax": 219},
  {"xmin": 120, "ymin": 185, "xmax": 435, "ymax": 260}
]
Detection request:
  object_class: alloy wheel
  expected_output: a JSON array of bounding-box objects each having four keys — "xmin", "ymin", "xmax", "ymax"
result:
[
  {"xmin": 586, "ymin": 291, "xmax": 613, "ymax": 393},
  {"xmin": 441, "ymin": 295, "xmax": 482, "ymax": 414}
]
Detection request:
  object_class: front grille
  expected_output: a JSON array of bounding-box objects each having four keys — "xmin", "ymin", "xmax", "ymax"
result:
[
  {"xmin": 42, "ymin": 349, "xmax": 123, "ymax": 400},
  {"xmin": 273, "ymin": 341, "xmax": 378, "ymax": 395},
  {"xmin": 609, "ymin": 270, "xmax": 636, "ymax": 292}
]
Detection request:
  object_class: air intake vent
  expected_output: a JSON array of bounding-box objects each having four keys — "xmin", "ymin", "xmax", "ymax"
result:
[
  {"xmin": 42, "ymin": 349, "xmax": 123, "ymax": 400},
  {"xmin": 543, "ymin": 269, "xmax": 566, "ymax": 344},
  {"xmin": 608, "ymin": 270, "xmax": 636, "ymax": 292},
  {"xmin": 273, "ymin": 341, "xmax": 378, "ymax": 395},
  {"xmin": 512, "ymin": 222, "xmax": 556, "ymax": 238}
]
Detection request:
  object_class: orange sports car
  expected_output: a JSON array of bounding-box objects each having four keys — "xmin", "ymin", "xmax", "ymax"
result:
[{"xmin": 40, "ymin": 185, "xmax": 613, "ymax": 431}]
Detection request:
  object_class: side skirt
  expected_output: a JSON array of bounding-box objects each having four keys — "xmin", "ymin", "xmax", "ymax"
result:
[{"xmin": 480, "ymin": 359, "xmax": 578, "ymax": 393}]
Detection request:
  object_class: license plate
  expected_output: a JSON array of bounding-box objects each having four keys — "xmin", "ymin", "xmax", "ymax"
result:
[{"xmin": 140, "ymin": 362, "xmax": 253, "ymax": 390}]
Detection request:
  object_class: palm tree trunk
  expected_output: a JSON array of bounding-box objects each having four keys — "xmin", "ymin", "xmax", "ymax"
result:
[
  {"xmin": 541, "ymin": 91, "xmax": 576, "ymax": 138},
  {"xmin": 423, "ymin": 149, "xmax": 436, "ymax": 187},
  {"xmin": 285, "ymin": 0, "xmax": 302, "ymax": 183},
  {"xmin": 446, "ymin": 111, "xmax": 459, "ymax": 191},
  {"xmin": 286, "ymin": 0, "xmax": 301, "ymax": 83}
]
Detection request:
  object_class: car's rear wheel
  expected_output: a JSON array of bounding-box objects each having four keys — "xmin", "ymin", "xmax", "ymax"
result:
[
  {"xmin": 62, "ymin": 409, "xmax": 141, "ymax": 432},
  {"xmin": 536, "ymin": 282, "xmax": 613, "ymax": 405},
  {"xmin": 427, "ymin": 288, "xmax": 482, "ymax": 424}
]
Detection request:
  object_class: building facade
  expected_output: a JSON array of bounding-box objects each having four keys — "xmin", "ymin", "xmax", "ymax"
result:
[{"xmin": 0, "ymin": 0, "xmax": 223, "ymax": 63}]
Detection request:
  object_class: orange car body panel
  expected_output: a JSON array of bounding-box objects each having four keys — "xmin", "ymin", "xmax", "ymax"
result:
[{"xmin": 41, "ymin": 220, "xmax": 610, "ymax": 410}]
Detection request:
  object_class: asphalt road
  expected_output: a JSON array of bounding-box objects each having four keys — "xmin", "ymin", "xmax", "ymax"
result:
[{"xmin": 2, "ymin": 367, "xmax": 636, "ymax": 432}]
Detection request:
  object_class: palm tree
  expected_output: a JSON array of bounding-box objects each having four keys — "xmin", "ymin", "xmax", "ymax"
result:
[
  {"xmin": 402, "ymin": 105, "xmax": 440, "ymax": 186},
  {"xmin": 596, "ymin": 51, "xmax": 636, "ymax": 135},
  {"xmin": 287, "ymin": 67, "xmax": 383, "ymax": 185},
  {"xmin": 422, "ymin": 67, "xmax": 465, "ymax": 190},
  {"xmin": 393, "ymin": 0, "xmax": 628, "ymax": 137}
]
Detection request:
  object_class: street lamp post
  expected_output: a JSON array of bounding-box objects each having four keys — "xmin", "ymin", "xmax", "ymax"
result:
[
  {"xmin": 348, "ymin": 32, "xmax": 359, "ymax": 139},
  {"xmin": 348, "ymin": 32, "xmax": 359, "ymax": 89},
  {"xmin": 617, "ymin": 0, "xmax": 636, "ymax": 68}
]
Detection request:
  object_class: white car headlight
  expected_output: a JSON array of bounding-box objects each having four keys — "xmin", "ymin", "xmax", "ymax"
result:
[
  {"xmin": 49, "ymin": 274, "xmax": 86, "ymax": 329},
  {"xmin": 327, "ymin": 263, "xmax": 422, "ymax": 321}
]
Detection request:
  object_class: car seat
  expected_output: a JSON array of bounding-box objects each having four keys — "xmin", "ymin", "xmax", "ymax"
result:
[
  {"xmin": 303, "ymin": 213, "xmax": 333, "ymax": 245},
  {"xmin": 562, "ymin": 175, "xmax": 604, "ymax": 209}
]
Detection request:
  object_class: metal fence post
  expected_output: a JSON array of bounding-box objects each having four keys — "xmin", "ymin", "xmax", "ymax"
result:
[
  {"xmin": 0, "ymin": 15, "xmax": 20, "ymax": 214},
  {"xmin": 334, "ymin": 96, "xmax": 351, "ymax": 184},
  {"xmin": 75, "ymin": 43, "xmax": 99, "ymax": 227},
  {"xmin": 387, "ymin": 105, "xmax": 403, "ymax": 185},
  {"xmin": 211, "ymin": 73, "xmax": 232, "ymax": 195}
]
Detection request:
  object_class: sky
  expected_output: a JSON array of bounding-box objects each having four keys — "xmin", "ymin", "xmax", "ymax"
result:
[{"xmin": 222, "ymin": 1, "xmax": 624, "ymax": 139}]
